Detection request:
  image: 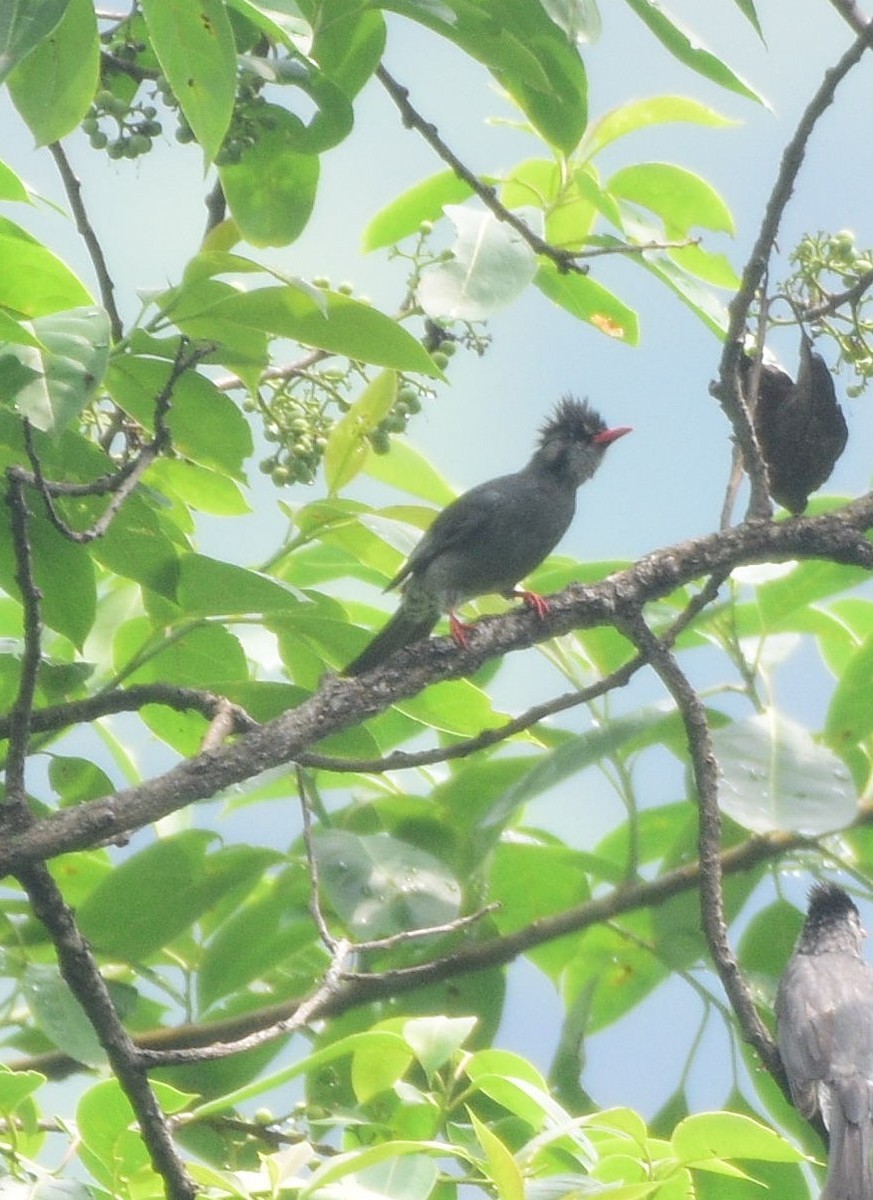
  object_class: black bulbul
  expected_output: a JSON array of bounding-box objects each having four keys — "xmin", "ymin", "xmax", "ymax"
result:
[
  {"xmin": 742, "ymin": 335, "xmax": 848, "ymax": 514},
  {"xmin": 776, "ymin": 883, "xmax": 873, "ymax": 1200},
  {"xmin": 343, "ymin": 396, "xmax": 631, "ymax": 676}
]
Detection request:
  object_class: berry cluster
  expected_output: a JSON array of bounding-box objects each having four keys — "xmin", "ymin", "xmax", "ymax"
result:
[
  {"xmin": 82, "ymin": 89, "xmax": 162, "ymax": 159},
  {"xmin": 788, "ymin": 230, "xmax": 873, "ymax": 396}
]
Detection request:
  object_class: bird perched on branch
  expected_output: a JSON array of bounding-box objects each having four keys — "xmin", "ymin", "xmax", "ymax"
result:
[
  {"xmin": 343, "ymin": 395, "xmax": 631, "ymax": 676},
  {"xmin": 742, "ymin": 334, "xmax": 848, "ymax": 514},
  {"xmin": 776, "ymin": 882, "xmax": 873, "ymax": 1200}
]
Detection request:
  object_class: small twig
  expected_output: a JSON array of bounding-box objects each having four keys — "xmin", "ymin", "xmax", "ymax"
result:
[
  {"xmin": 351, "ymin": 903, "xmax": 499, "ymax": 955},
  {"xmin": 47, "ymin": 143, "xmax": 124, "ymax": 343},
  {"xmin": 296, "ymin": 766, "xmax": 338, "ymax": 952},
  {"xmin": 714, "ymin": 23, "xmax": 873, "ymax": 521},
  {"xmin": 617, "ymin": 609, "xmax": 785, "ymax": 1086},
  {"xmin": 828, "ymin": 0, "xmax": 870, "ymax": 34},
  {"xmin": 377, "ymin": 65, "xmax": 588, "ymax": 276},
  {"xmin": 199, "ymin": 698, "xmax": 242, "ymax": 751},
  {"xmin": 801, "ymin": 265, "xmax": 873, "ymax": 319},
  {"xmin": 582, "ymin": 236, "xmax": 701, "ymax": 259},
  {"xmin": 17, "ymin": 339, "xmax": 210, "ymax": 544}
]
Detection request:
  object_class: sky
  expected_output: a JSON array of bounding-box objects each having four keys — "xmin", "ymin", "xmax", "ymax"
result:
[{"xmin": 3, "ymin": 0, "xmax": 873, "ymax": 1123}]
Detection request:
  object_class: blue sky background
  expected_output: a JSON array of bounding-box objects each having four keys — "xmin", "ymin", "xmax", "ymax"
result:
[{"xmin": 3, "ymin": 0, "xmax": 873, "ymax": 1123}]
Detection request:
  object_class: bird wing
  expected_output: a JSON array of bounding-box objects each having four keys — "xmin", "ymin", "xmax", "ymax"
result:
[
  {"xmin": 777, "ymin": 954, "xmax": 873, "ymax": 1122},
  {"xmin": 386, "ymin": 482, "xmax": 506, "ymax": 591}
]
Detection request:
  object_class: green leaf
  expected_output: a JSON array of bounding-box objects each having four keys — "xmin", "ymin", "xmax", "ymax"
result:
[
  {"xmin": 470, "ymin": 1111, "xmax": 525, "ymax": 1200},
  {"xmin": 177, "ymin": 554, "xmax": 304, "ymax": 616},
  {"xmin": 7, "ymin": 0, "xmax": 98, "ymax": 144},
  {"xmin": 363, "ymin": 439, "xmax": 456, "ymax": 506},
  {"xmin": 633, "ymin": 245, "xmax": 729, "ymax": 337},
  {"xmin": 218, "ymin": 285, "xmax": 441, "ymax": 375},
  {"xmin": 197, "ymin": 872, "xmax": 312, "ymax": 1010},
  {"xmin": 582, "ymin": 94, "xmax": 737, "ymax": 158},
  {"xmin": 315, "ymin": 829, "xmax": 461, "ymax": 939},
  {"xmin": 535, "ymin": 260, "xmax": 639, "ymax": 343},
  {"xmin": 0, "ymin": 309, "xmax": 43, "ymax": 347},
  {"xmin": 418, "ymin": 204, "xmax": 541, "ymax": 321},
  {"xmin": 0, "ymin": 0, "xmax": 68, "ymax": 85},
  {"xmin": 140, "ymin": 0, "xmax": 236, "ymax": 161},
  {"xmin": 826, "ymin": 630, "xmax": 873, "ymax": 751},
  {"xmin": 309, "ymin": 0, "xmax": 386, "ymax": 98},
  {"xmin": 23, "ymin": 963, "xmax": 106, "ymax": 1067},
  {"xmin": 325, "ymin": 369, "xmax": 396, "ymax": 494},
  {"xmin": 147, "ymin": 458, "xmax": 251, "ymax": 516},
  {"xmin": 48, "ymin": 756, "xmax": 115, "ymax": 807},
  {"xmin": 0, "ymin": 158, "xmax": 31, "ymax": 203},
  {"xmin": 0, "ymin": 509, "xmax": 96, "ymax": 646},
  {"xmin": 105, "ymin": 354, "xmax": 252, "ymax": 477},
  {"xmin": 403, "ymin": 1015, "xmax": 477, "ymax": 1079},
  {"xmin": 1, "ymin": 306, "xmax": 110, "ymax": 433},
  {"xmin": 387, "ymin": 0, "xmax": 588, "ymax": 152},
  {"xmin": 713, "ymin": 708, "xmax": 858, "ymax": 835},
  {"xmin": 363, "ymin": 170, "xmax": 478, "ymax": 251},
  {"xmin": 219, "ymin": 106, "xmax": 320, "ymax": 246},
  {"xmin": 242, "ymin": 57, "xmax": 353, "ymax": 153},
  {"xmin": 0, "ymin": 225, "xmax": 92, "ymax": 317},
  {"xmin": 88, "ymin": 492, "xmax": 180, "ymax": 597},
  {"xmin": 227, "ymin": 0, "xmax": 312, "ymax": 51},
  {"xmin": 672, "ymin": 1112, "xmax": 805, "ymax": 1165},
  {"xmin": 123, "ymin": 622, "xmax": 248, "ymax": 688},
  {"xmin": 76, "ymin": 833, "xmax": 275, "ymax": 960},
  {"xmin": 608, "ymin": 163, "xmax": 734, "ymax": 236},
  {"xmin": 0, "ymin": 1065, "xmax": 44, "ymax": 1114},
  {"xmin": 620, "ymin": 0, "xmax": 766, "ymax": 104}
]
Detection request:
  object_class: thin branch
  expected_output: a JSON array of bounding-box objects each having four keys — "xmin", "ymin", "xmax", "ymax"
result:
[
  {"xmin": 377, "ymin": 65, "xmax": 589, "ymax": 276},
  {"xmin": 617, "ymin": 609, "xmax": 785, "ymax": 1086},
  {"xmin": 714, "ymin": 22, "xmax": 873, "ymax": 521},
  {"xmin": 0, "ymin": 683, "xmax": 258, "ymax": 742},
  {"xmin": 11, "ymin": 812, "xmax": 864, "ymax": 1081},
  {"xmin": 299, "ymin": 572, "xmax": 727, "ymax": 775},
  {"xmin": 801, "ymin": 265, "xmax": 873, "ymax": 319},
  {"xmin": 296, "ymin": 766, "xmax": 338, "ymax": 952},
  {"xmin": 3, "ymin": 470, "xmax": 44, "ymax": 811},
  {"xmin": 828, "ymin": 0, "xmax": 870, "ymax": 34},
  {"xmin": 47, "ymin": 142, "xmax": 124, "ymax": 343}
]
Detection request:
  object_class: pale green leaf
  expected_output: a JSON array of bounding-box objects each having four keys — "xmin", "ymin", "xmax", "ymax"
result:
[
  {"xmin": 363, "ymin": 170, "xmax": 478, "ymax": 251},
  {"xmin": 535, "ymin": 261, "xmax": 639, "ymax": 344},
  {"xmin": 3, "ymin": 306, "xmax": 110, "ymax": 433},
  {"xmin": 713, "ymin": 709, "xmax": 857, "ymax": 835},
  {"xmin": 325, "ymin": 370, "xmax": 396, "ymax": 494},
  {"xmin": 140, "ymin": 0, "xmax": 236, "ymax": 161},
  {"xmin": 418, "ymin": 204, "xmax": 541, "ymax": 320},
  {"xmin": 582, "ymin": 95, "xmax": 737, "ymax": 158},
  {"xmin": 0, "ymin": 0, "xmax": 68, "ymax": 85},
  {"xmin": 7, "ymin": 0, "xmax": 98, "ymax": 144},
  {"xmin": 608, "ymin": 162, "xmax": 734, "ymax": 235}
]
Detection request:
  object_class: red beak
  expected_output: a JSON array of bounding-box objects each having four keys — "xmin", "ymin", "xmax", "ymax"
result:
[{"xmin": 593, "ymin": 425, "xmax": 632, "ymax": 447}]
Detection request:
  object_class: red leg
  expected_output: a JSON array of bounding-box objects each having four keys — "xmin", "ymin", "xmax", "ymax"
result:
[
  {"xmin": 449, "ymin": 611, "xmax": 470, "ymax": 648},
  {"xmin": 504, "ymin": 589, "xmax": 550, "ymax": 620}
]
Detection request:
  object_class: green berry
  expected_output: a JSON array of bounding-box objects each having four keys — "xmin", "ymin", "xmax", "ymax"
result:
[
  {"xmin": 107, "ymin": 139, "xmax": 126, "ymax": 159},
  {"xmin": 419, "ymin": 219, "xmax": 433, "ymax": 235},
  {"xmin": 95, "ymin": 89, "xmax": 115, "ymax": 108},
  {"xmin": 430, "ymin": 350, "xmax": 449, "ymax": 369},
  {"xmin": 337, "ymin": 281, "xmax": 354, "ymax": 295},
  {"xmin": 438, "ymin": 339, "xmax": 457, "ymax": 357},
  {"xmin": 312, "ymin": 276, "xmax": 330, "ymax": 289},
  {"xmin": 81, "ymin": 116, "xmax": 99, "ymax": 136},
  {"xmin": 89, "ymin": 131, "xmax": 108, "ymax": 150},
  {"xmin": 128, "ymin": 133, "xmax": 151, "ymax": 156}
]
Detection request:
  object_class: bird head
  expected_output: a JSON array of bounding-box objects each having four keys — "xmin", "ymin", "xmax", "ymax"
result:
[
  {"xmin": 533, "ymin": 395, "xmax": 631, "ymax": 485},
  {"xmin": 798, "ymin": 882, "xmax": 865, "ymax": 956}
]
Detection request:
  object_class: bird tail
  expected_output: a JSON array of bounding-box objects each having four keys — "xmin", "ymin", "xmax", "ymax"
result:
[
  {"xmin": 822, "ymin": 1104, "xmax": 873, "ymax": 1200},
  {"xmin": 343, "ymin": 606, "xmax": 439, "ymax": 676}
]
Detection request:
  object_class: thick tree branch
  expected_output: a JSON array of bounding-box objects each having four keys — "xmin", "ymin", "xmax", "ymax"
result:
[
  {"xmin": 714, "ymin": 21, "xmax": 873, "ymax": 520},
  {"xmin": 1, "ymin": 502, "xmax": 871, "ymax": 875}
]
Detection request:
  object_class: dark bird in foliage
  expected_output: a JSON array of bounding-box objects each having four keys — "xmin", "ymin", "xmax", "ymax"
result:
[
  {"xmin": 742, "ymin": 334, "xmax": 848, "ymax": 514},
  {"xmin": 776, "ymin": 883, "xmax": 873, "ymax": 1200},
  {"xmin": 343, "ymin": 396, "xmax": 631, "ymax": 676}
]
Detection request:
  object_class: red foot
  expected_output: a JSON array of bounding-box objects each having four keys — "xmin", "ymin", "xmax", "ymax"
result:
[
  {"xmin": 449, "ymin": 611, "xmax": 470, "ymax": 648},
  {"xmin": 505, "ymin": 589, "xmax": 550, "ymax": 619}
]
